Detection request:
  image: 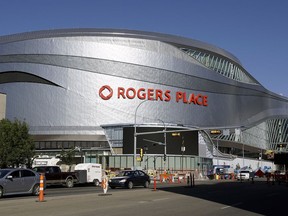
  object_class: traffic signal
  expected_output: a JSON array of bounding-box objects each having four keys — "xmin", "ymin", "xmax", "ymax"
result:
[
  {"xmin": 210, "ymin": 130, "xmax": 222, "ymax": 135},
  {"xmin": 164, "ymin": 154, "xmax": 167, "ymax": 161},
  {"xmin": 172, "ymin": 132, "xmax": 181, "ymax": 137},
  {"xmin": 140, "ymin": 148, "xmax": 144, "ymax": 162}
]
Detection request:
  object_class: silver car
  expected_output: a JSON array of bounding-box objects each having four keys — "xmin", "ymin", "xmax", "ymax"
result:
[{"xmin": 0, "ymin": 168, "xmax": 44, "ymax": 198}]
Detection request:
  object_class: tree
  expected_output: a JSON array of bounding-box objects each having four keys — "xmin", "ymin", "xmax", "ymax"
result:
[
  {"xmin": 56, "ymin": 148, "xmax": 76, "ymax": 171},
  {"xmin": 0, "ymin": 119, "xmax": 35, "ymax": 168}
]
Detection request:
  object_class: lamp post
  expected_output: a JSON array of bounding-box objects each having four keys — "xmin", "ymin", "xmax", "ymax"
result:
[
  {"xmin": 241, "ymin": 130, "xmax": 244, "ymax": 168},
  {"xmin": 217, "ymin": 139, "xmax": 219, "ymax": 166},
  {"xmin": 242, "ymin": 143, "xmax": 244, "ymax": 168},
  {"xmin": 171, "ymin": 132, "xmax": 184, "ymax": 171},
  {"xmin": 134, "ymin": 99, "xmax": 154, "ymax": 169},
  {"xmin": 75, "ymin": 146, "xmax": 83, "ymax": 163},
  {"xmin": 235, "ymin": 128, "xmax": 244, "ymax": 168},
  {"xmin": 181, "ymin": 136, "xmax": 185, "ymax": 172},
  {"xmin": 158, "ymin": 119, "xmax": 167, "ymax": 164}
]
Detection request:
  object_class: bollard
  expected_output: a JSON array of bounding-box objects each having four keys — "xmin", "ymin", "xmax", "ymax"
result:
[
  {"xmin": 153, "ymin": 176, "xmax": 157, "ymax": 191},
  {"xmin": 38, "ymin": 174, "xmax": 45, "ymax": 202},
  {"xmin": 192, "ymin": 173, "xmax": 195, "ymax": 187},
  {"xmin": 266, "ymin": 174, "xmax": 270, "ymax": 184}
]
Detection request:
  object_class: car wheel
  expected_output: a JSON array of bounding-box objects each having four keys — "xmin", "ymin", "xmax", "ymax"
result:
[
  {"xmin": 93, "ymin": 179, "xmax": 100, "ymax": 187},
  {"xmin": 144, "ymin": 181, "xmax": 149, "ymax": 188},
  {"xmin": 32, "ymin": 184, "xmax": 40, "ymax": 196},
  {"xmin": 66, "ymin": 178, "xmax": 74, "ymax": 188},
  {"xmin": 0, "ymin": 187, "xmax": 3, "ymax": 198},
  {"xmin": 127, "ymin": 181, "xmax": 133, "ymax": 189}
]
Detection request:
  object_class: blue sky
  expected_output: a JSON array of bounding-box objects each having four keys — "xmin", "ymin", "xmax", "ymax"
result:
[{"xmin": 1, "ymin": 0, "xmax": 287, "ymax": 97}]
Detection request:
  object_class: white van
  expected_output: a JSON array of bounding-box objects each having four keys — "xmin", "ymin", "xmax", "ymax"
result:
[
  {"xmin": 237, "ymin": 170, "xmax": 250, "ymax": 180},
  {"xmin": 32, "ymin": 155, "xmax": 60, "ymax": 167},
  {"xmin": 74, "ymin": 163, "xmax": 102, "ymax": 186}
]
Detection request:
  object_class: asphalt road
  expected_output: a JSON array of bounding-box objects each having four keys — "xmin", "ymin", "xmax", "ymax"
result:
[{"xmin": 0, "ymin": 179, "xmax": 287, "ymax": 216}]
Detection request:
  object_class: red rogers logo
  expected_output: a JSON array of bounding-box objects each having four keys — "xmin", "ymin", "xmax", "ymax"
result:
[{"xmin": 99, "ymin": 85, "xmax": 113, "ymax": 100}]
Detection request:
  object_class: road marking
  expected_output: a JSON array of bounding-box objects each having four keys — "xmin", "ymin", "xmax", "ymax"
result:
[
  {"xmin": 221, "ymin": 202, "xmax": 243, "ymax": 209},
  {"xmin": 153, "ymin": 198, "xmax": 170, "ymax": 202},
  {"xmin": 138, "ymin": 198, "xmax": 170, "ymax": 204}
]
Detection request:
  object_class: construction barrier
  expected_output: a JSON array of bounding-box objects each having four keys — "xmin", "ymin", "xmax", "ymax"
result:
[
  {"xmin": 101, "ymin": 175, "xmax": 108, "ymax": 194},
  {"xmin": 160, "ymin": 174, "xmax": 174, "ymax": 183}
]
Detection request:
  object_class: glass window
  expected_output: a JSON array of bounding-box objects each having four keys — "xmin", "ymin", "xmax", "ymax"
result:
[
  {"xmin": 68, "ymin": 141, "xmax": 74, "ymax": 148},
  {"xmin": 180, "ymin": 47, "xmax": 257, "ymax": 84},
  {"xmin": 10, "ymin": 170, "xmax": 20, "ymax": 178},
  {"xmin": 63, "ymin": 142, "xmax": 69, "ymax": 148},
  {"xmin": 138, "ymin": 171, "xmax": 145, "ymax": 176},
  {"xmin": 0, "ymin": 170, "xmax": 10, "ymax": 178},
  {"xmin": 45, "ymin": 142, "xmax": 51, "ymax": 148},
  {"xmin": 51, "ymin": 141, "xmax": 57, "ymax": 149},
  {"xmin": 57, "ymin": 142, "xmax": 62, "ymax": 149},
  {"xmin": 22, "ymin": 170, "xmax": 35, "ymax": 177}
]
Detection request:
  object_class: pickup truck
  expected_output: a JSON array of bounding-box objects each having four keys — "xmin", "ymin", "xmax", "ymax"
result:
[{"xmin": 33, "ymin": 166, "xmax": 78, "ymax": 188}]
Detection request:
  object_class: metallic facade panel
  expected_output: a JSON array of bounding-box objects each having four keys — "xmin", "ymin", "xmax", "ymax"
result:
[{"xmin": 0, "ymin": 93, "xmax": 6, "ymax": 119}]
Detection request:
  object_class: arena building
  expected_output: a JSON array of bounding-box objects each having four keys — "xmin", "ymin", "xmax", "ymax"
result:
[{"xmin": 0, "ymin": 29, "xmax": 287, "ymax": 172}]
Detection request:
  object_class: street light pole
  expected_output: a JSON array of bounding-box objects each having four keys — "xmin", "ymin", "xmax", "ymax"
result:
[
  {"xmin": 158, "ymin": 119, "xmax": 167, "ymax": 169},
  {"xmin": 242, "ymin": 143, "xmax": 244, "ymax": 168},
  {"xmin": 217, "ymin": 139, "xmax": 219, "ymax": 166},
  {"xmin": 181, "ymin": 136, "xmax": 185, "ymax": 172},
  {"xmin": 134, "ymin": 99, "xmax": 154, "ymax": 170},
  {"xmin": 241, "ymin": 131, "xmax": 244, "ymax": 168},
  {"xmin": 75, "ymin": 146, "xmax": 83, "ymax": 163}
]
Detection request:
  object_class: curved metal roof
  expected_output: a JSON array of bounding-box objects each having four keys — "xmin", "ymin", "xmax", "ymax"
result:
[{"xmin": 0, "ymin": 28, "xmax": 242, "ymax": 65}]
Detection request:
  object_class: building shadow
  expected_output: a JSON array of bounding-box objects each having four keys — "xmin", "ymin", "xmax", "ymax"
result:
[{"xmin": 156, "ymin": 179, "xmax": 288, "ymax": 216}]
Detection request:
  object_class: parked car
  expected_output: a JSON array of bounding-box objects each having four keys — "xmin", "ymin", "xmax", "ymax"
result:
[
  {"xmin": 108, "ymin": 170, "xmax": 150, "ymax": 189},
  {"xmin": 0, "ymin": 168, "xmax": 45, "ymax": 198}
]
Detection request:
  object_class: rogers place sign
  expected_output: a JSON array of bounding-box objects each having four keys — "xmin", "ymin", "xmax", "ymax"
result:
[{"xmin": 99, "ymin": 85, "xmax": 208, "ymax": 106}]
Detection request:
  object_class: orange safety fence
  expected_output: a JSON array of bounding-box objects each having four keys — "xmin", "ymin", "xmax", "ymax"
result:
[{"xmin": 160, "ymin": 174, "xmax": 174, "ymax": 183}]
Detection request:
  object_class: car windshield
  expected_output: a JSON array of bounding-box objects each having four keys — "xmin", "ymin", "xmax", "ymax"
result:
[
  {"xmin": 0, "ymin": 170, "xmax": 11, "ymax": 178},
  {"xmin": 117, "ymin": 171, "xmax": 134, "ymax": 177},
  {"xmin": 33, "ymin": 167, "xmax": 46, "ymax": 172},
  {"xmin": 241, "ymin": 171, "xmax": 250, "ymax": 173}
]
